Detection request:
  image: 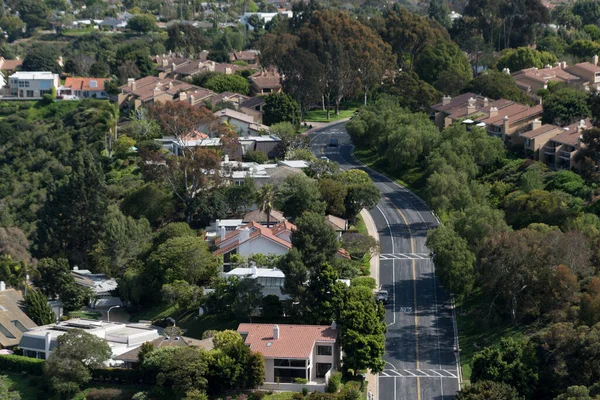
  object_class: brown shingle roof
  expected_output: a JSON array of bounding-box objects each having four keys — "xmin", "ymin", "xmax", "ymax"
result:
[
  {"xmin": 520, "ymin": 123, "xmax": 559, "ymax": 139},
  {"xmin": 243, "ymin": 209, "xmax": 284, "ymax": 224},
  {"xmin": 326, "ymin": 215, "xmax": 347, "ymax": 231},
  {"xmin": 0, "ymin": 289, "xmax": 38, "ymax": 347},
  {"xmin": 237, "ymin": 323, "xmax": 337, "ymax": 359},
  {"xmin": 567, "ymin": 62, "xmax": 600, "ymax": 74},
  {"xmin": 250, "ymin": 70, "xmax": 281, "ymax": 90},
  {"xmin": 118, "ymin": 76, "xmax": 210, "ymax": 102}
]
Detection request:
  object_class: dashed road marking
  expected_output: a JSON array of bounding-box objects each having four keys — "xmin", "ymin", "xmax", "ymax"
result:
[
  {"xmin": 378, "ymin": 369, "xmax": 459, "ymax": 378},
  {"xmin": 379, "ymin": 253, "xmax": 430, "ymax": 260}
]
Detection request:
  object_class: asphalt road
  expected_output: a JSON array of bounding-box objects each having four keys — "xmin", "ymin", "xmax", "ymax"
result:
[{"xmin": 309, "ymin": 122, "xmax": 460, "ymax": 400}]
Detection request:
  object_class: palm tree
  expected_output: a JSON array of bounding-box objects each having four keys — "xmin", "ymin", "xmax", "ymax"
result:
[{"xmin": 257, "ymin": 184, "xmax": 276, "ymax": 227}]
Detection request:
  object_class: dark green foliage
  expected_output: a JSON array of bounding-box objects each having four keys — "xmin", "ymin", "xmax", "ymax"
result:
[
  {"xmin": 203, "ymin": 277, "xmax": 263, "ymax": 320},
  {"xmin": 127, "ymin": 14, "xmax": 157, "ymax": 33},
  {"xmin": 378, "ymin": 73, "xmax": 442, "ymax": 113},
  {"xmin": 456, "ymin": 381, "xmax": 522, "ymax": 400},
  {"xmin": 35, "ymin": 150, "xmax": 108, "ymax": 268},
  {"xmin": 17, "ymin": 0, "xmax": 50, "ymax": 31},
  {"xmin": 203, "ymin": 74, "xmax": 250, "ymax": 95},
  {"xmin": 0, "ymin": 354, "xmax": 45, "ymax": 375},
  {"xmin": 33, "ymin": 258, "xmax": 91, "ymax": 311},
  {"xmin": 326, "ymin": 372, "xmax": 342, "ymax": 393},
  {"xmin": 122, "ymin": 183, "xmax": 175, "ymax": 227},
  {"xmin": 303, "ymin": 264, "xmax": 346, "ymax": 324},
  {"xmin": 261, "ymin": 294, "xmax": 283, "ymax": 319},
  {"xmin": 22, "ymin": 47, "xmax": 61, "ymax": 74},
  {"xmin": 25, "ymin": 288, "xmax": 56, "ymax": 325},
  {"xmin": 497, "ymin": 47, "xmax": 557, "ymax": 73},
  {"xmin": 291, "ymin": 212, "xmax": 339, "ymax": 269},
  {"xmin": 415, "ymin": 40, "xmax": 472, "ymax": 95},
  {"xmin": 542, "ymin": 87, "xmax": 590, "ymax": 125},
  {"xmin": 464, "ymin": 71, "xmax": 531, "ymax": 104},
  {"xmin": 263, "ymin": 92, "xmax": 300, "ymax": 125},
  {"xmin": 243, "ymin": 150, "xmax": 269, "ymax": 164},
  {"xmin": 276, "ymin": 175, "xmax": 325, "ymax": 220}
]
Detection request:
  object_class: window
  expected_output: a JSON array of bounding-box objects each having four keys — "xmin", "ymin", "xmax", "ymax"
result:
[
  {"xmin": 274, "ymin": 359, "xmax": 305, "ymax": 367},
  {"xmin": 18, "ymin": 81, "xmax": 29, "ymax": 88},
  {"xmin": 316, "ymin": 363, "xmax": 332, "ymax": 378},
  {"xmin": 26, "ymin": 90, "xmax": 34, "ymax": 98},
  {"xmin": 90, "ymin": 80, "xmax": 97, "ymax": 88},
  {"xmin": 274, "ymin": 368, "xmax": 306, "ymax": 383},
  {"xmin": 12, "ymin": 320, "xmax": 27, "ymax": 332},
  {"xmin": 40, "ymin": 90, "xmax": 51, "ymax": 96},
  {"xmin": 317, "ymin": 345, "xmax": 332, "ymax": 356},
  {"xmin": 0, "ymin": 323, "xmax": 15, "ymax": 339}
]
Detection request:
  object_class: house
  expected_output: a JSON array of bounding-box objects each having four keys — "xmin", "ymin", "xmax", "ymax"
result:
[
  {"xmin": 215, "ymin": 108, "xmax": 269, "ymax": 136},
  {"xmin": 214, "ymin": 220, "xmax": 351, "ymax": 270},
  {"xmin": 237, "ymin": 323, "xmax": 339, "ymax": 391},
  {"xmin": 520, "ymin": 119, "xmax": 560, "ymax": 161},
  {"xmin": 243, "ymin": 209, "xmax": 286, "ymax": 227},
  {"xmin": 4, "ymin": 71, "xmax": 60, "ymax": 99},
  {"xmin": 19, "ymin": 319, "xmax": 160, "ymax": 362},
  {"xmin": 543, "ymin": 119, "xmax": 591, "ymax": 170},
  {"xmin": 565, "ymin": 56, "xmax": 600, "ymax": 87},
  {"xmin": 117, "ymin": 76, "xmax": 215, "ymax": 110},
  {"xmin": 0, "ymin": 284, "xmax": 38, "ymax": 348},
  {"xmin": 60, "ymin": 77, "xmax": 109, "ymax": 99},
  {"xmin": 431, "ymin": 93, "xmax": 544, "ymax": 144},
  {"xmin": 71, "ymin": 267, "xmax": 122, "ymax": 309},
  {"xmin": 154, "ymin": 54, "xmax": 242, "ymax": 79},
  {"xmin": 229, "ymin": 50, "xmax": 261, "ymax": 67},
  {"xmin": 114, "ymin": 336, "xmax": 214, "ymax": 369},
  {"xmin": 222, "ymin": 266, "xmax": 287, "ymax": 299},
  {"xmin": 249, "ymin": 69, "xmax": 282, "ymax": 95},
  {"xmin": 240, "ymin": 96, "xmax": 266, "ymax": 121},
  {"xmin": 325, "ymin": 215, "xmax": 348, "ymax": 239},
  {"xmin": 512, "ymin": 65, "xmax": 580, "ymax": 100},
  {"xmin": 0, "ymin": 57, "xmax": 22, "ymax": 73},
  {"xmin": 207, "ymin": 92, "xmax": 250, "ymax": 110},
  {"xmin": 100, "ymin": 17, "xmax": 128, "ymax": 30},
  {"xmin": 240, "ymin": 135, "xmax": 281, "ymax": 158}
]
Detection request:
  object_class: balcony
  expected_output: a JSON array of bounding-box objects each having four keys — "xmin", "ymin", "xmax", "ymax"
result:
[
  {"xmin": 544, "ymin": 147, "xmax": 557, "ymax": 156},
  {"xmin": 559, "ymin": 150, "xmax": 573, "ymax": 160}
]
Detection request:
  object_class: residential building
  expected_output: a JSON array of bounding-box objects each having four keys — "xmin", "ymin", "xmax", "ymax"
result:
[
  {"xmin": 222, "ymin": 266, "xmax": 287, "ymax": 299},
  {"xmin": 117, "ymin": 76, "xmax": 215, "ymax": 110},
  {"xmin": 0, "ymin": 285, "xmax": 38, "ymax": 348},
  {"xmin": 207, "ymin": 92, "xmax": 250, "ymax": 110},
  {"xmin": 565, "ymin": 56, "xmax": 600, "ymax": 86},
  {"xmin": 19, "ymin": 319, "xmax": 160, "ymax": 362},
  {"xmin": 115, "ymin": 336, "xmax": 214, "ymax": 369},
  {"xmin": 325, "ymin": 215, "xmax": 348, "ymax": 239},
  {"xmin": 242, "ymin": 209, "xmax": 286, "ymax": 227},
  {"xmin": 229, "ymin": 50, "xmax": 261, "ymax": 67},
  {"xmin": 71, "ymin": 267, "xmax": 122, "ymax": 309},
  {"xmin": 512, "ymin": 65, "xmax": 580, "ymax": 100},
  {"xmin": 249, "ymin": 69, "xmax": 282, "ymax": 95},
  {"xmin": 240, "ymin": 96, "xmax": 266, "ymax": 122},
  {"xmin": 237, "ymin": 323, "xmax": 339, "ymax": 391},
  {"xmin": 431, "ymin": 93, "xmax": 544, "ymax": 144},
  {"xmin": 215, "ymin": 108, "xmax": 269, "ymax": 136},
  {"xmin": 0, "ymin": 57, "xmax": 22, "ymax": 73},
  {"xmin": 543, "ymin": 119, "xmax": 591, "ymax": 170},
  {"xmin": 60, "ymin": 77, "xmax": 109, "ymax": 99},
  {"xmin": 240, "ymin": 135, "xmax": 281, "ymax": 157},
  {"xmin": 214, "ymin": 221, "xmax": 350, "ymax": 270},
  {"xmin": 154, "ymin": 55, "xmax": 242, "ymax": 79},
  {"xmin": 5, "ymin": 71, "xmax": 60, "ymax": 99}
]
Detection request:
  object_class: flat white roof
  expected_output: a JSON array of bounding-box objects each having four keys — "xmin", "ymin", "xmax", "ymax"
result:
[
  {"xmin": 9, "ymin": 71, "xmax": 58, "ymax": 80},
  {"xmin": 224, "ymin": 267, "xmax": 285, "ymax": 279},
  {"xmin": 278, "ymin": 160, "xmax": 309, "ymax": 169}
]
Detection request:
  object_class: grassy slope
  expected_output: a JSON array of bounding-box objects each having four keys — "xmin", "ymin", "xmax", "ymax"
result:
[{"xmin": 304, "ymin": 101, "xmax": 361, "ymax": 123}]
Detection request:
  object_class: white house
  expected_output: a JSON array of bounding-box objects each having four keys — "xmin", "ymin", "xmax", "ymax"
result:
[
  {"xmin": 221, "ymin": 266, "xmax": 287, "ymax": 299},
  {"xmin": 71, "ymin": 267, "xmax": 122, "ymax": 309},
  {"xmin": 214, "ymin": 108, "xmax": 269, "ymax": 136},
  {"xmin": 6, "ymin": 71, "xmax": 59, "ymax": 99},
  {"xmin": 19, "ymin": 319, "xmax": 160, "ymax": 364},
  {"xmin": 237, "ymin": 323, "xmax": 339, "ymax": 391}
]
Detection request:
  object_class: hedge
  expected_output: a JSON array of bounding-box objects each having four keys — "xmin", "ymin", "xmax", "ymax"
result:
[
  {"xmin": 91, "ymin": 368, "xmax": 144, "ymax": 384},
  {"xmin": 0, "ymin": 354, "xmax": 45, "ymax": 375}
]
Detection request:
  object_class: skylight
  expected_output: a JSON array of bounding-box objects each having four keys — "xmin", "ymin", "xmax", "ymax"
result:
[{"xmin": 90, "ymin": 80, "xmax": 97, "ymax": 88}]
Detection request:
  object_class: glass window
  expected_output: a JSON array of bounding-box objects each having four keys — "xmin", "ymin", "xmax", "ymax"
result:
[
  {"xmin": 316, "ymin": 363, "xmax": 332, "ymax": 378},
  {"xmin": 290, "ymin": 359, "xmax": 305, "ymax": 367},
  {"xmin": 274, "ymin": 368, "xmax": 306, "ymax": 383},
  {"xmin": 317, "ymin": 345, "xmax": 332, "ymax": 356},
  {"xmin": 12, "ymin": 320, "xmax": 28, "ymax": 332},
  {"xmin": 274, "ymin": 359, "xmax": 289, "ymax": 367},
  {"xmin": 0, "ymin": 323, "xmax": 15, "ymax": 338},
  {"xmin": 26, "ymin": 90, "xmax": 34, "ymax": 98}
]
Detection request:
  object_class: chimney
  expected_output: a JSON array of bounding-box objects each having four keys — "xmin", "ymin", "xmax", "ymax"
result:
[
  {"xmin": 273, "ymin": 325, "xmax": 280, "ymax": 339},
  {"xmin": 239, "ymin": 227, "xmax": 251, "ymax": 242},
  {"xmin": 219, "ymin": 225, "xmax": 227, "ymax": 241},
  {"xmin": 0, "ymin": 281, "xmax": 5, "ymax": 291},
  {"xmin": 502, "ymin": 67, "xmax": 510, "ymax": 75},
  {"xmin": 162, "ymin": 58, "xmax": 168, "ymax": 67},
  {"xmin": 179, "ymin": 92, "xmax": 187, "ymax": 101},
  {"xmin": 73, "ymin": 266, "xmax": 78, "ymax": 271},
  {"xmin": 503, "ymin": 115, "xmax": 510, "ymax": 134},
  {"xmin": 578, "ymin": 119, "xmax": 586, "ymax": 131},
  {"xmin": 483, "ymin": 97, "xmax": 489, "ymax": 107},
  {"xmin": 545, "ymin": 64, "xmax": 551, "ymax": 69},
  {"xmin": 127, "ymin": 78, "xmax": 136, "ymax": 91},
  {"xmin": 45, "ymin": 332, "xmax": 52, "ymax": 356},
  {"xmin": 594, "ymin": 55, "xmax": 599, "ymax": 66},
  {"xmin": 442, "ymin": 95, "xmax": 451, "ymax": 106},
  {"xmin": 188, "ymin": 94, "xmax": 195, "ymax": 105},
  {"xmin": 331, "ymin": 321, "xmax": 337, "ymax": 330},
  {"xmin": 467, "ymin": 97, "xmax": 476, "ymax": 114},
  {"xmin": 225, "ymin": 67, "xmax": 232, "ymax": 75},
  {"xmin": 168, "ymin": 82, "xmax": 173, "ymax": 90},
  {"xmin": 578, "ymin": 134, "xmax": 583, "ymax": 146},
  {"xmin": 153, "ymin": 85, "xmax": 161, "ymax": 96},
  {"xmin": 171, "ymin": 62, "xmax": 177, "ymax": 71},
  {"xmin": 562, "ymin": 61, "xmax": 568, "ymax": 69},
  {"xmin": 251, "ymin": 262, "xmax": 258, "ymax": 277},
  {"xmin": 489, "ymin": 107, "xmax": 498, "ymax": 117},
  {"xmin": 531, "ymin": 118, "xmax": 542, "ymax": 130},
  {"xmin": 224, "ymin": 154, "xmax": 229, "ymax": 163}
]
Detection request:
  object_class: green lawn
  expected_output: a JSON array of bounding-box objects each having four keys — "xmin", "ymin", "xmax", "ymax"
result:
[
  {"xmin": 304, "ymin": 101, "xmax": 361, "ymax": 123},
  {"xmin": 264, "ymin": 392, "xmax": 296, "ymax": 400},
  {"xmin": 456, "ymin": 291, "xmax": 530, "ymax": 382},
  {"xmin": 69, "ymin": 311, "xmax": 102, "ymax": 320}
]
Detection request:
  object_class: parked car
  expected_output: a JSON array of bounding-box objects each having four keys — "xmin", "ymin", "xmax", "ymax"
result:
[
  {"xmin": 375, "ymin": 290, "xmax": 389, "ymax": 304},
  {"xmin": 329, "ymin": 138, "xmax": 339, "ymax": 147}
]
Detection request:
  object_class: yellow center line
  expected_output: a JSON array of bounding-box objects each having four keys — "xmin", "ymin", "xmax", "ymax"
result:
[{"xmin": 387, "ymin": 196, "xmax": 421, "ymax": 400}]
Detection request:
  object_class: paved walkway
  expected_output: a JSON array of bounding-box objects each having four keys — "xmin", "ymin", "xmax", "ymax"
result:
[{"xmin": 360, "ymin": 208, "xmax": 380, "ymax": 400}]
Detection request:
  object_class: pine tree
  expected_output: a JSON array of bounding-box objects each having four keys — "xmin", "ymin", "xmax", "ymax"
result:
[
  {"xmin": 25, "ymin": 288, "xmax": 56, "ymax": 325},
  {"xmin": 35, "ymin": 149, "xmax": 108, "ymax": 268}
]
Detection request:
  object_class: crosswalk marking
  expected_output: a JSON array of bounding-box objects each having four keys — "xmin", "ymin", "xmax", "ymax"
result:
[
  {"xmin": 379, "ymin": 253, "xmax": 430, "ymax": 260},
  {"xmin": 379, "ymin": 369, "xmax": 458, "ymax": 378}
]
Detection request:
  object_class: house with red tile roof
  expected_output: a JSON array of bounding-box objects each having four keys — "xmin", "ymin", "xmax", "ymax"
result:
[
  {"xmin": 214, "ymin": 220, "xmax": 351, "ymax": 270},
  {"xmin": 237, "ymin": 323, "xmax": 339, "ymax": 389},
  {"xmin": 61, "ymin": 77, "xmax": 110, "ymax": 99}
]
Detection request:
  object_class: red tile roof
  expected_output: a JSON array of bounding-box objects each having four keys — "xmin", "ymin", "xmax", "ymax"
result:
[
  {"xmin": 65, "ymin": 77, "xmax": 109, "ymax": 91},
  {"xmin": 237, "ymin": 323, "xmax": 337, "ymax": 359}
]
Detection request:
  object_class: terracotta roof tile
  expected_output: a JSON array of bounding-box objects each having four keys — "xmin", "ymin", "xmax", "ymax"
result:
[
  {"xmin": 238, "ymin": 323, "xmax": 337, "ymax": 359},
  {"xmin": 65, "ymin": 77, "xmax": 109, "ymax": 91}
]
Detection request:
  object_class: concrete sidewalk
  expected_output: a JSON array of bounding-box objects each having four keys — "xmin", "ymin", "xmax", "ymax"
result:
[{"xmin": 360, "ymin": 208, "xmax": 380, "ymax": 400}]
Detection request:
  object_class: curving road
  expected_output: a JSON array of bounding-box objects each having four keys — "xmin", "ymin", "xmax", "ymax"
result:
[{"xmin": 309, "ymin": 122, "xmax": 460, "ymax": 400}]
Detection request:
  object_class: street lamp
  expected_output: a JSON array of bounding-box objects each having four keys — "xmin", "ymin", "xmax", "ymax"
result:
[{"xmin": 107, "ymin": 305, "xmax": 121, "ymax": 322}]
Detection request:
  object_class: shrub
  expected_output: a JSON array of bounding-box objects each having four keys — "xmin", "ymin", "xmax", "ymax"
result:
[
  {"xmin": 292, "ymin": 393, "xmax": 304, "ymax": 400},
  {"xmin": 302, "ymin": 387, "xmax": 309, "ymax": 396},
  {"xmin": 250, "ymin": 390, "xmax": 269, "ymax": 400},
  {"xmin": 326, "ymin": 372, "xmax": 342, "ymax": 393},
  {"xmin": 0, "ymin": 354, "xmax": 45, "ymax": 375},
  {"xmin": 85, "ymin": 388, "xmax": 125, "ymax": 400},
  {"xmin": 350, "ymin": 277, "xmax": 376, "ymax": 289},
  {"xmin": 243, "ymin": 150, "xmax": 269, "ymax": 164},
  {"xmin": 294, "ymin": 377, "xmax": 309, "ymax": 384},
  {"xmin": 202, "ymin": 330, "xmax": 219, "ymax": 339},
  {"xmin": 91, "ymin": 368, "xmax": 143, "ymax": 384}
]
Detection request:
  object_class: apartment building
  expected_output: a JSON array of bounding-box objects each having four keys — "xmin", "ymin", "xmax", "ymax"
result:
[{"xmin": 5, "ymin": 71, "xmax": 59, "ymax": 99}]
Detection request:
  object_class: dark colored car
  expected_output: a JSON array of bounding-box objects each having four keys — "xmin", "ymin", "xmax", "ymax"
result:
[{"xmin": 329, "ymin": 138, "xmax": 339, "ymax": 147}]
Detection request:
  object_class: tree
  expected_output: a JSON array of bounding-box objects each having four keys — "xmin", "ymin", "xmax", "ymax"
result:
[
  {"xmin": 22, "ymin": 48, "xmax": 61, "ymax": 74},
  {"xmin": 542, "ymin": 87, "xmax": 590, "ymax": 125},
  {"xmin": 503, "ymin": 190, "xmax": 577, "ymax": 229},
  {"xmin": 276, "ymin": 175, "xmax": 325, "ymax": 220},
  {"xmin": 291, "ymin": 212, "xmax": 339, "ymax": 270},
  {"xmin": 451, "ymin": 204, "xmax": 510, "ymax": 250},
  {"xmin": 338, "ymin": 285, "xmax": 386, "ymax": 373},
  {"xmin": 303, "ymin": 264, "xmax": 346, "ymax": 324},
  {"xmin": 261, "ymin": 294, "xmax": 283, "ymax": 318},
  {"xmin": 45, "ymin": 329, "xmax": 112, "ymax": 396},
  {"xmin": 35, "ymin": 150, "xmax": 108, "ymax": 268},
  {"xmin": 344, "ymin": 184, "xmax": 380, "ymax": 223},
  {"xmin": 161, "ymin": 280, "xmax": 202, "ymax": 309},
  {"xmin": 318, "ymin": 178, "xmax": 347, "ymax": 217},
  {"xmin": 0, "ymin": 375, "xmax": 20, "ymax": 400},
  {"xmin": 137, "ymin": 341, "xmax": 155, "ymax": 364},
  {"xmin": 456, "ymin": 381, "xmax": 522, "ymax": 400},
  {"xmin": 154, "ymin": 222, "xmax": 196, "ymax": 246},
  {"xmin": 426, "ymin": 225, "xmax": 475, "ymax": 300},
  {"xmin": 17, "ymin": 0, "xmax": 50, "ymax": 31},
  {"xmin": 145, "ymin": 102, "xmax": 224, "ymax": 223},
  {"xmin": 497, "ymin": 47, "xmax": 557, "ymax": 73},
  {"xmin": 277, "ymin": 249, "xmax": 308, "ymax": 303},
  {"xmin": 341, "ymin": 233, "xmax": 378, "ymax": 261},
  {"xmin": 224, "ymin": 177, "xmax": 256, "ymax": 216},
  {"xmin": 122, "ymin": 183, "xmax": 175, "ymax": 227},
  {"xmin": 114, "ymin": 134, "xmax": 135, "ymax": 159},
  {"xmin": 128, "ymin": 14, "xmax": 157, "ymax": 33},
  {"xmin": 580, "ymin": 278, "xmax": 600, "ymax": 326},
  {"xmin": 471, "ymin": 337, "xmax": 539, "ymax": 397},
  {"xmin": 573, "ymin": 0, "xmax": 600, "ymax": 26},
  {"xmin": 203, "ymin": 74, "xmax": 250, "ymax": 95},
  {"xmin": 25, "ymin": 288, "xmax": 55, "ymax": 325},
  {"xmin": 465, "ymin": 71, "xmax": 531, "ymax": 104},
  {"xmin": 415, "ymin": 40, "xmax": 472, "ymax": 95},
  {"xmin": 89, "ymin": 61, "xmax": 110, "ymax": 78},
  {"xmin": 428, "ymin": 0, "xmax": 452, "ymax": 28},
  {"xmin": 263, "ymin": 92, "xmax": 300, "ymax": 125},
  {"xmin": 256, "ymin": 184, "xmax": 276, "ymax": 226},
  {"xmin": 149, "ymin": 236, "xmax": 219, "ymax": 285},
  {"xmin": 555, "ymin": 386, "xmax": 597, "ymax": 400},
  {"xmin": 0, "ymin": 255, "xmax": 32, "ymax": 291},
  {"xmin": 378, "ymin": 73, "xmax": 442, "ymax": 113}
]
